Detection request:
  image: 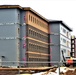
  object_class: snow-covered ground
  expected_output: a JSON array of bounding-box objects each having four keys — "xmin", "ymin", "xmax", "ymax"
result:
[{"xmin": 32, "ymin": 67, "xmax": 75, "ymax": 75}]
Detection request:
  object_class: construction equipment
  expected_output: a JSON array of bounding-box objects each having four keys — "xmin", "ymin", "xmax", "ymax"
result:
[{"xmin": 61, "ymin": 50, "xmax": 76, "ymax": 67}]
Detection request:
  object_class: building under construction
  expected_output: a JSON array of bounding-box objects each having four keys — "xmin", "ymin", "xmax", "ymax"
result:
[{"xmin": 0, "ymin": 5, "xmax": 49, "ymax": 67}]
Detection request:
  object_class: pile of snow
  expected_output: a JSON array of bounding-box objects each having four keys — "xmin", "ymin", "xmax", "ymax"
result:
[
  {"xmin": 32, "ymin": 72, "xmax": 46, "ymax": 75},
  {"xmin": 47, "ymin": 72, "xmax": 57, "ymax": 75},
  {"xmin": 55, "ymin": 67, "xmax": 68, "ymax": 73},
  {"xmin": 32, "ymin": 67, "xmax": 76, "ymax": 75}
]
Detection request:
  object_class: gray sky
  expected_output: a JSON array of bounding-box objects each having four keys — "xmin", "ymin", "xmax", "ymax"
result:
[{"xmin": 0, "ymin": 0, "xmax": 76, "ymax": 35}]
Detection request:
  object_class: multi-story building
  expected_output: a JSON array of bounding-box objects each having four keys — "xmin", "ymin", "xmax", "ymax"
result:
[
  {"xmin": 0, "ymin": 5, "xmax": 49, "ymax": 67},
  {"xmin": 49, "ymin": 20, "xmax": 72, "ymax": 65},
  {"xmin": 71, "ymin": 36, "xmax": 76, "ymax": 58}
]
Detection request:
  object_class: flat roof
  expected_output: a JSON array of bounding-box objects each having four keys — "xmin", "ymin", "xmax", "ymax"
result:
[
  {"xmin": 49, "ymin": 20, "xmax": 72, "ymax": 31},
  {"xmin": 0, "ymin": 5, "xmax": 49, "ymax": 22}
]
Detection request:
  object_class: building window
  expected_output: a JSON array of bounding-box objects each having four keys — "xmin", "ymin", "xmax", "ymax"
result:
[
  {"xmin": 35, "ymin": 32, "xmax": 36, "ymax": 36},
  {"xmin": 63, "ymin": 39, "xmax": 66, "ymax": 43},
  {"xmin": 29, "ymin": 30, "xmax": 31, "ymax": 34},
  {"xmin": 64, "ymin": 49, "xmax": 66, "ymax": 53},
  {"xmin": 33, "ymin": 17, "xmax": 34, "ymax": 23},
  {"xmin": 67, "ymin": 41, "xmax": 69, "ymax": 47},
  {"xmin": 68, "ymin": 51, "xmax": 70, "ymax": 56},
  {"xmin": 18, "ymin": 28, "xmax": 20, "ymax": 34},
  {"xmin": 72, "ymin": 36, "xmax": 75, "ymax": 39},
  {"xmin": 18, "ymin": 14, "xmax": 19, "ymax": 20},
  {"xmin": 31, "ymin": 30, "xmax": 33, "ymax": 35},
  {"xmin": 72, "ymin": 40, "xmax": 74, "ymax": 43},
  {"xmin": 37, "ymin": 20, "xmax": 38, "ymax": 24},
  {"xmin": 72, "ymin": 49, "xmax": 74, "ymax": 52},
  {"xmin": 67, "ymin": 32, "xmax": 69, "ymax": 37},
  {"xmin": 35, "ymin": 18, "xmax": 36, "ymax": 23},
  {"xmin": 33, "ymin": 31, "xmax": 34, "ymax": 36},
  {"xmin": 37, "ymin": 33, "xmax": 39, "ymax": 37},
  {"xmin": 29, "ymin": 15, "xmax": 30, "ymax": 21},
  {"xmin": 31, "ymin": 16, "xmax": 32, "ymax": 22},
  {"xmin": 63, "ymin": 28, "xmax": 66, "ymax": 33},
  {"xmin": 72, "ymin": 44, "xmax": 74, "ymax": 48},
  {"xmin": 72, "ymin": 53, "xmax": 74, "ymax": 57}
]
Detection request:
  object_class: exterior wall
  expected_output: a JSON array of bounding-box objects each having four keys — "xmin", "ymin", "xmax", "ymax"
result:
[
  {"xmin": 60, "ymin": 35, "xmax": 71, "ymax": 48},
  {"xmin": 0, "ymin": 8, "xmax": 49, "ymax": 67},
  {"xmin": 49, "ymin": 23, "xmax": 60, "ymax": 34},
  {"xmin": 60, "ymin": 24, "xmax": 71, "ymax": 61},
  {"xmin": 49, "ymin": 23, "xmax": 71, "ymax": 66},
  {"xmin": 26, "ymin": 11, "xmax": 49, "ymax": 33},
  {"xmin": 0, "ymin": 9, "xmax": 20, "ymax": 23},
  {"xmin": 50, "ymin": 46, "xmax": 60, "ymax": 65},
  {"xmin": 0, "ymin": 9, "xmax": 21, "ymax": 66},
  {"xmin": 60, "ymin": 45, "xmax": 70, "ymax": 61},
  {"xmin": 60, "ymin": 25, "xmax": 71, "ymax": 39},
  {"xmin": 49, "ymin": 23, "xmax": 60, "ymax": 65},
  {"xmin": 75, "ymin": 39, "xmax": 76, "ymax": 58},
  {"xmin": 0, "ymin": 9, "xmax": 27, "ymax": 67},
  {"xmin": 19, "ymin": 10, "xmax": 27, "ymax": 66},
  {"xmin": 71, "ymin": 36, "xmax": 76, "ymax": 58},
  {"xmin": 25, "ymin": 11, "xmax": 49, "ymax": 67}
]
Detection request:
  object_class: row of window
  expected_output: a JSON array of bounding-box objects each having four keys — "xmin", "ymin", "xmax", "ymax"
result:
[
  {"xmin": 29, "ymin": 15, "xmax": 48, "ymax": 29},
  {"xmin": 61, "ymin": 27, "xmax": 70, "ymax": 38},
  {"xmin": 27, "ymin": 62, "xmax": 48, "ymax": 67},
  {"xmin": 28, "ymin": 39, "xmax": 48, "ymax": 47},
  {"xmin": 28, "ymin": 58, "xmax": 48, "ymax": 67},
  {"xmin": 28, "ymin": 58, "xmax": 48, "ymax": 61},
  {"xmin": 28, "ymin": 43, "xmax": 48, "ymax": 53},
  {"xmin": 61, "ymin": 38, "xmax": 70, "ymax": 47},
  {"xmin": 28, "ymin": 29, "xmax": 48, "ymax": 42},
  {"xmin": 61, "ymin": 49, "xmax": 70, "ymax": 56},
  {"xmin": 28, "ymin": 53, "xmax": 48, "ymax": 60}
]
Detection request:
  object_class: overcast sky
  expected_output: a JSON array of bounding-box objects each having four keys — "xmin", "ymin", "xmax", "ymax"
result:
[{"xmin": 0, "ymin": 0, "xmax": 76, "ymax": 35}]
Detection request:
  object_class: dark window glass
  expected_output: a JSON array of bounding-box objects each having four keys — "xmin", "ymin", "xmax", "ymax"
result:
[
  {"xmin": 35, "ymin": 18, "xmax": 36, "ymax": 23},
  {"xmin": 29, "ymin": 15, "xmax": 30, "ymax": 21},
  {"xmin": 31, "ymin": 16, "xmax": 32, "ymax": 22}
]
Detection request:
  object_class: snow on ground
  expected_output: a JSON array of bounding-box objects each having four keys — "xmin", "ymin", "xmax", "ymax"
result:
[
  {"xmin": 32, "ymin": 67, "xmax": 75, "ymax": 75},
  {"xmin": 32, "ymin": 72, "xmax": 46, "ymax": 75}
]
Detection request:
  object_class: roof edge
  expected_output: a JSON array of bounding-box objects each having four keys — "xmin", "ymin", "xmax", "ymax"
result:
[
  {"xmin": 49, "ymin": 20, "xmax": 72, "ymax": 31},
  {"xmin": 0, "ymin": 5, "xmax": 49, "ymax": 22}
]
